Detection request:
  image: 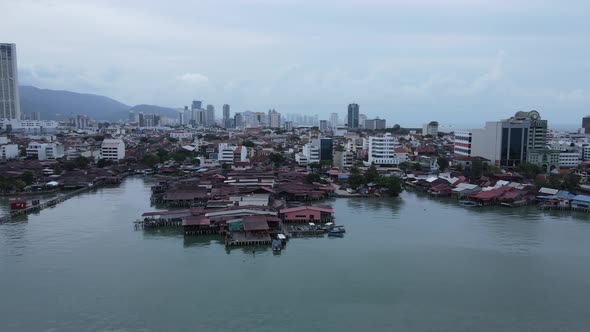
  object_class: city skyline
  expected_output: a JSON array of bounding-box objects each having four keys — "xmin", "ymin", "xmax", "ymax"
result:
[{"xmin": 2, "ymin": 1, "xmax": 589, "ymax": 127}]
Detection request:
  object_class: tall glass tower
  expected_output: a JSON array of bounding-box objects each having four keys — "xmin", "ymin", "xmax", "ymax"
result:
[{"xmin": 0, "ymin": 43, "xmax": 20, "ymax": 120}]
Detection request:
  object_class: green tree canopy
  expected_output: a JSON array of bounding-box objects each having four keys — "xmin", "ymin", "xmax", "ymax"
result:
[{"xmin": 437, "ymin": 157, "xmax": 449, "ymax": 171}]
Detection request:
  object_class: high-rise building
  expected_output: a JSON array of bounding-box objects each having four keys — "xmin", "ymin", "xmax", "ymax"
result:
[
  {"xmin": 191, "ymin": 100, "xmax": 202, "ymax": 110},
  {"xmin": 330, "ymin": 113, "xmax": 339, "ymax": 129},
  {"xmin": 222, "ymin": 104, "xmax": 230, "ymax": 128},
  {"xmin": 31, "ymin": 112, "xmax": 40, "ymax": 121},
  {"xmin": 422, "ymin": 121, "xmax": 439, "ymax": 137},
  {"xmin": 0, "ymin": 43, "xmax": 20, "ymax": 120},
  {"xmin": 471, "ymin": 110, "xmax": 557, "ymax": 169},
  {"xmin": 268, "ymin": 109, "xmax": 281, "ymax": 128},
  {"xmin": 234, "ymin": 112, "xmax": 244, "ymax": 129},
  {"xmin": 178, "ymin": 111, "xmax": 184, "ymax": 126},
  {"xmin": 583, "ymin": 116, "xmax": 590, "ymax": 135},
  {"xmin": 365, "ymin": 118, "xmax": 386, "ymax": 130},
  {"xmin": 206, "ymin": 104, "xmax": 215, "ymax": 126},
  {"xmin": 347, "ymin": 103, "xmax": 359, "ymax": 129},
  {"xmin": 284, "ymin": 121, "xmax": 293, "ymax": 131},
  {"xmin": 319, "ymin": 120, "xmax": 329, "ymax": 131},
  {"xmin": 359, "ymin": 114, "xmax": 367, "ymax": 128}
]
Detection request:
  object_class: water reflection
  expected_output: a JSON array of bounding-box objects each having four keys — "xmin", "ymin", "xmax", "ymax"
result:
[
  {"xmin": 225, "ymin": 245, "xmax": 271, "ymax": 255},
  {"xmin": 142, "ymin": 227, "xmax": 184, "ymax": 240},
  {"xmin": 184, "ymin": 235, "xmax": 224, "ymax": 248}
]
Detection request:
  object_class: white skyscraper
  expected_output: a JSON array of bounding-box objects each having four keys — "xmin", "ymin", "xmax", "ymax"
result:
[
  {"xmin": 0, "ymin": 43, "xmax": 21, "ymax": 120},
  {"xmin": 330, "ymin": 113, "xmax": 339, "ymax": 128}
]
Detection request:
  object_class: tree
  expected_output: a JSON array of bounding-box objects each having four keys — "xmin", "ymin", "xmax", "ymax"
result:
[
  {"xmin": 365, "ymin": 164, "xmax": 380, "ymax": 183},
  {"xmin": 309, "ymin": 162, "xmax": 321, "ymax": 173},
  {"xmin": 348, "ymin": 165, "xmax": 364, "ymax": 189},
  {"xmin": 21, "ymin": 171, "xmax": 34, "ymax": 185},
  {"xmin": 455, "ymin": 163, "xmax": 464, "ymax": 172},
  {"xmin": 399, "ymin": 162, "xmax": 410, "ymax": 171},
  {"xmin": 563, "ymin": 173, "xmax": 581, "ymax": 191},
  {"xmin": 437, "ymin": 157, "xmax": 449, "ymax": 171},
  {"xmin": 141, "ymin": 154, "xmax": 160, "ymax": 168},
  {"xmin": 305, "ymin": 172, "xmax": 323, "ymax": 184},
  {"xmin": 64, "ymin": 162, "xmax": 77, "ymax": 171},
  {"xmin": 471, "ymin": 160, "xmax": 483, "ymax": 178},
  {"xmin": 157, "ymin": 149, "xmax": 170, "ymax": 163},
  {"xmin": 74, "ymin": 156, "xmax": 90, "ymax": 169},
  {"xmin": 242, "ymin": 140, "xmax": 256, "ymax": 148},
  {"xmin": 268, "ymin": 152, "xmax": 284, "ymax": 167},
  {"xmin": 377, "ymin": 176, "xmax": 404, "ymax": 196},
  {"xmin": 518, "ymin": 162, "xmax": 543, "ymax": 180},
  {"xmin": 97, "ymin": 158, "xmax": 113, "ymax": 168},
  {"xmin": 412, "ymin": 163, "xmax": 422, "ymax": 171},
  {"xmin": 167, "ymin": 137, "xmax": 178, "ymax": 143}
]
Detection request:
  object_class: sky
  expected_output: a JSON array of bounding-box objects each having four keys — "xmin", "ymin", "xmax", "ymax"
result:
[{"xmin": 1, "ymin": 0, "xmax": 589, "ymax": 128}]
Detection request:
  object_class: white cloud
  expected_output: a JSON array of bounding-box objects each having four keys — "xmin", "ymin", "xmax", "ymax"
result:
[{"xmin": 176, "ymin": 73, "xmax": 209, "ymax": 85}]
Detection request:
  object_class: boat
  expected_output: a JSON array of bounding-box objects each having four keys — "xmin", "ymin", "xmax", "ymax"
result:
[
  {"xmin": 459, "ymin": 200, "xmax": 481, "ymax": 207},
  {"xmin": 277, "ymin": 233, "xmax": 287, "ymax": 245},
  {"xmin": 328, "ymin": 226, "xmax": 346, "ymax": 237},
  {"xmin": 272, "ymin": 239, "xmax": 282, "ymax": 251}
]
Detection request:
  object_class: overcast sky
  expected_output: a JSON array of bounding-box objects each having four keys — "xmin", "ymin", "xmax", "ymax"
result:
[{"xmin": 2, "ymin": 0, "xmax": 589, "ymax": 128}]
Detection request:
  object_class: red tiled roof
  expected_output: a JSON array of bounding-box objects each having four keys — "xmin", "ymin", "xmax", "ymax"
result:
[
  {"xmin": 182, "ymin": 216, "xmax": 211, "ymax": 226},
  {"xmin": 242, "ymin": 215, "xmax": 270, "ymax": 231}
]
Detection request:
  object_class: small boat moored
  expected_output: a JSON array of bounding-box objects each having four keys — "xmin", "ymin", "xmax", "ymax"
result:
[{"xmin": 459, "ymin": 200, "xmax": 481, "ymax": 207}]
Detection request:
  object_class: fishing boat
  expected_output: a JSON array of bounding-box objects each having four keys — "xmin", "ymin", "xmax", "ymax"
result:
[{"xmin": 459, "ymin": 200, "xmax": 481, "ymax": 207}]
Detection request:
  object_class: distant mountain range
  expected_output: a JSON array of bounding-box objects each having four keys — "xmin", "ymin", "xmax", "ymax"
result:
[{"xmin": 19, "ymin": 85, "xmax": 178, "ymax": 121}]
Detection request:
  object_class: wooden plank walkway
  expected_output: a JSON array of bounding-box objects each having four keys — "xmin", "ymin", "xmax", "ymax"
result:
[{"xmin": 0, "ymin": 185, "xmax": 97, "ymax": 223}]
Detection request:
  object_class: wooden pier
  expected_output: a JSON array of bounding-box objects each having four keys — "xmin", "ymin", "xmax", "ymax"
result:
[
  {"xmin": 0, "ymin": 185, "xmax": 97, "ymax": 223},
  {"xmin": 134, "ymin": 218, "xmax": 183, "ymax": 229},
  {"xmin": 225, "ymin": 232, "xmax": 272, "ymax": 247}
]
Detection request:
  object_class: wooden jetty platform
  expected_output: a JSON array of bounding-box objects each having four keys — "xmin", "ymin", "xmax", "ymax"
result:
[
  {"xmin": 0, "ymin": 185, "xmax": 97, "ymax": 223},
  {"xmin": 225, "ymin": 232, "xmax": 272, "ymax": 246},
  {"xmin": 134, "ymin": 218, "xmax": 183, "ymax": 229}
]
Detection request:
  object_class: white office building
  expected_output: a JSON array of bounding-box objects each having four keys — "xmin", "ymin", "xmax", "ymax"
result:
[
  {"xmin": 100, "ymin": 139, "xmax": 126, "ymax": 161},
  {"xmin": 0, "ymin": 119, "xmax": 59, "ymax": 133},
  {"xmin": 302, "ymin": 143, "xmax": 320, "ymax": 164},
  {"xmin": 367, "ymin": 134, "xmax": 408, "ymax": 165},
  {"xmin": 559, "ymin": 151, "xmax": 581, "ymax": 168},
  {"xmin": 1, "ymin": 144, "xmax": 18, "ymax": 159},
  {"xmin": 27, "ymin": 142, "xmax": 65, "ymax": 160},
  {"xmin": 422, "ymin": 121, "xmax": 439, "ymax": 137}
]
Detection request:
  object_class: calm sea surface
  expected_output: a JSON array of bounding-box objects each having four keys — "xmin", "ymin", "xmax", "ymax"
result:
[{"xmin": 2, "ymin": 177, "xmax": 590, "ymax": 332}]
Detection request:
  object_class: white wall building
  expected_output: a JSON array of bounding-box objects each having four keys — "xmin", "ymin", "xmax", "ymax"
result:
[
  {"xmin": 169, "ymin": 131, "xmax": 193, "ymax": 140},
  {"xmin": 295, "ymin": 152, "xmax": 308, "ymax": 166},
  {"xmin": 26, "ymin": 142, "xmax": 64, "ymax": 160},
  {"xmin": 1, "ymin": 144, "xmax": 19, "ymax": 159},
  {"xmin": 217, "ymin": 143, "xmax": 247, "ymax": 164},
  {"xmin": 0, "ymin": 119, "xmax": 59, "ymax": 133},
  {"xmin": 422, "ymin": 121, "xmax": 439, "ymax": 137},
  {"xmin": 367, "ymin": 134, "xmax": 407, "ymax": 165},
  {"xmin": 100, "ymin": 139, "xmax": 126, "ymax": 161},
  {"xmin": 453, "ymin": 130, "xmax": 472, "ymax": 157},
  {"xmin": 302, "ymin": 143, "xmax": 320, "ymax": 164},
  {"xmin": 559, "ymin": 151, "xmax": 581, "ymax": 168}
]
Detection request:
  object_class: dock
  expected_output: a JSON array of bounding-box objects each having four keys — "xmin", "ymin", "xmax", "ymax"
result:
[{"xmin": 0, "ymin": 185, "xmax": 97, "ymax": 223}]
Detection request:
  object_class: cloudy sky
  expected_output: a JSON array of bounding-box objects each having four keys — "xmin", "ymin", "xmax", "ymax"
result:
[{"xmin": 2, "ymin": 0, "xmax": 589, "ymax": 128}]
